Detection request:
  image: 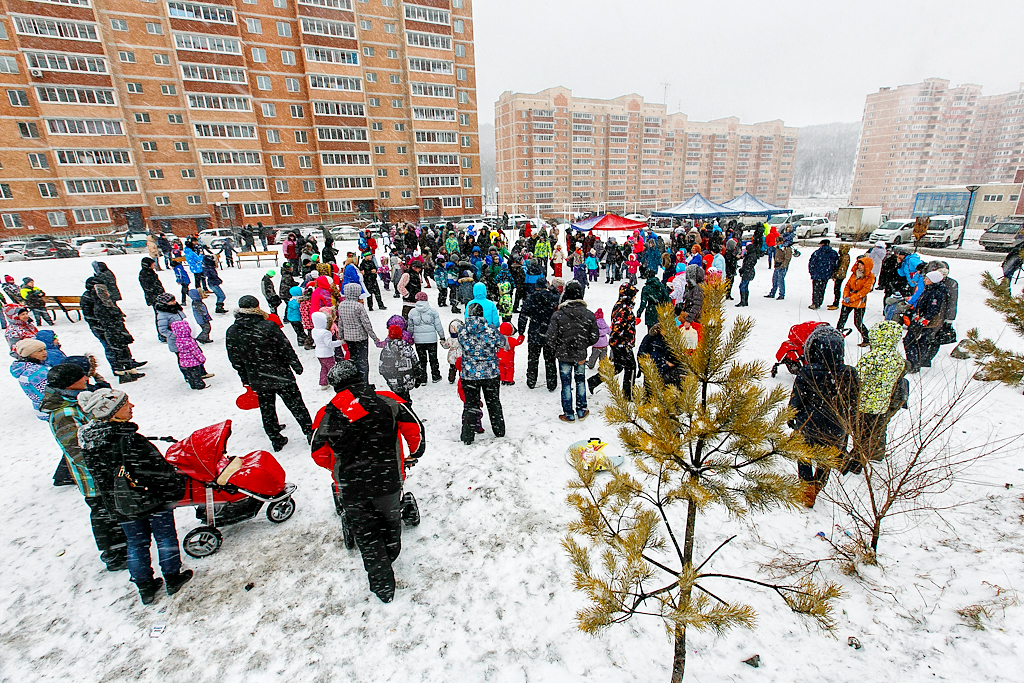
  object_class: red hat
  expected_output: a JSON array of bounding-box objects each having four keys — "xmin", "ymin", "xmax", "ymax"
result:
[
  {"xmin": 388, "ymin": 324, "xmax": 403, "ymax": 339},
  {"xmin": 316, "ymin": 276, "xmax": 330, "ymax": 288},
  {"xmin": 499, "ymin": 322, "xmax": 513, "ymax": 336}
]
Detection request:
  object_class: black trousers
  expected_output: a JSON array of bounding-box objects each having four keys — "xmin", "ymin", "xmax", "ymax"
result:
[
  {"xmin": 342, "ymin": 489, "xmax": 402, "ymax": 600},
  {"xmin": 255, "ymin": 382, "xmax": 313, "ymax": 442},
  {"xmin": 811, "ymin": 279, "xmax": 828, "ymax": 308},
  {"xmin": 415, "ymin": 342, "xmax": 440, "ymax": 382},
  {"xmin": 526, "ymin": 343, "xmax": 557, "ymax": 390},
  {"xmin": 588, "ymin": 345, "xmax": 635, "ymax": 399},
  {"xmin": 512, "ymin": 287, "xmax": 525, "ymax": 312},
  {"xmin": 366, "ymin": 286, "xmax": 385, "ymax": 311},
  {"xmin": 85, "ymin": 495, "xmax": 128, "ymax": 567},
  {"xmin": 289, "ymin": 320, "xmax": 308, "ymax": 346},
  {"xmin": 53, "ymin": 456, "xmax": 74, "ymax": 486},
  {"xmin": 461, "ymin": 377, "xmax": 505, "ymax": 444},
  {"xmin": 831, "ymin": 279, "xmax": 843, "ymax": 306},
  {"xmin": 837, "ymin": 305, "xmax": 869, "ymax": 342}
]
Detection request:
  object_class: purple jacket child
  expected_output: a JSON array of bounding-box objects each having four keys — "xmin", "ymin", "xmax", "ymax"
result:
[{"xmin": 169, "ymin": 319, "xmax": 210, "ymax": 390}]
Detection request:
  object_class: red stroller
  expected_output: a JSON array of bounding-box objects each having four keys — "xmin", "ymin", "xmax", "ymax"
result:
[
  {"xmin": 771, "ymin": 321, "xmax": 826, "ymax": 378},
  {"xmin": 163, "ymin": 420, "xmax": 297, "ymax": 558}
]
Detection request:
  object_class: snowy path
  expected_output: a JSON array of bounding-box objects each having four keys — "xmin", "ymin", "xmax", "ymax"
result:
[{"xmin": 1, "ymin": 246, "xmax": 1023, "ymax": 682}]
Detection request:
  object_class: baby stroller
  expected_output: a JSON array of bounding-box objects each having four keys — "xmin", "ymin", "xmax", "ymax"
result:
[
  {"xmin": 163, "ymin": 420, "xmax": 297, "ymax": 558},
  {"xmin": 771, "ymin": 322, "xmax": 850, "ymax": 377}
]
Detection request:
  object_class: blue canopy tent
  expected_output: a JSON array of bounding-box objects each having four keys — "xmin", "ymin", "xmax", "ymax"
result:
[
  {"xmin": 651, "ymin": 193, "xmax": 742, "ymax": 219},
  {"xmin": 720, "ymin": 192, "xmax": 793, "ymax": 217}
]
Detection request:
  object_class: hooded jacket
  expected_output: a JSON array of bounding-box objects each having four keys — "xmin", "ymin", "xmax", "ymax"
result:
[
  {"xmin": 169, "ymin": 319, "xmax": 205, "ymax": 368},
  {"xmin": 225, "ymin": 311, "xmax": 303, "ymax": 389},
  {"xmin": 637, "ymin": 277, "xmax": 671, "ymax": 327},
  {"xmin": 83, "ymin": 279, "xmax": 134, "ymax": 347},
  {"xmin": 518, "ymin": 284, "xmax": 559, "ymax": 346},
  {"xmin": 842, "ymin": 257, "xmax": 875, "ymax": 309},
  {"xmin": 679, "ymin": 265, "xmax": 705, "ymax": 324},
  {"xmin": 91, "ymin": 262, "xmax": 121, "ymax": 302},
  {"xmin": 10, "ymin": 356, "xmax": 50, "ymax": 419},
  {"xmin": 155, "ymin": 298, "xmax": 187, "ymax": 353},
  {"xmin": 336, "ymin": 282, "xmax": 380, "ymax": 343},
  {"xmin": 139, "ymin": 259, "xmax": 166, "ymax": 306},
  {"xmin": 408, "ymin": 300, "xmax": 446, "ymax": 344},
  {"xmin": 310, "ymin": 276, "xmax": 334, "ymax": 314},
  {"xmin": 285, "ymin": 286, "xmax": 303, "ymax": 323},
  {"xmin": 546, "ymin": 293, "xmax": 599, "ymax": 362},
  {"xmin": 856, "ymin": 322, "xmax": 906, "ymax": 415},
  {"xmin": 310, "ymin": 311, "xmax": 345, "ymax": 359},
  {"xmin": 609, "ymin": 285, "xmax": 637, "ymax": 349},
  {"xmin": 35, "ymin": 329, "xmax": 66, "ymax": 367},
  {"xmin": 464, "ymin": 281, "xmax": 501, "ymax": 327},
  {"xmin": 789, "ymin": 327, "xmax": 859, "ymax": 447},
  {"xmin": 833, "ymin": 245, "xmax": 852, "ymax": 281},
  {"xmin": 41, "ymin": 387, "xmax": 96, "ymax": 497},
  {"xmin": 807, "ymin": 244, "xmax": 839, "ymax": 281},
  {"xmin": 457, "ymin": 314, "xmax": 508, "ymax": 380}
]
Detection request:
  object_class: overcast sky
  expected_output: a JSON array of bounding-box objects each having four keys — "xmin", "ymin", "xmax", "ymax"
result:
[{"xmin": 473, "ymin": 0, "xmax": 1024, "ymax": 128}]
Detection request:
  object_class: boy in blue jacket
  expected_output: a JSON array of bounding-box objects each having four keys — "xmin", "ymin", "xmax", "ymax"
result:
[{"xmin": 188, "ymin": 288, "xmax": 213, "ymax": 343}]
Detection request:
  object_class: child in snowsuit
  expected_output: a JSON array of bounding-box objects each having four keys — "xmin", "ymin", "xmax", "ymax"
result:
[
  {"xmin": 497, "ymin": 322, "xmax": 525, "ymax": 385},
  {"xmin": 379, "ymin": 324, "xmax": 419, "ymax": 405},
  {"xmin": 20, "ymin": 278, "xmax": 52, "ymax": 326},
  {"xmin": 625, "ymin": 254, "xmax": 640, "ymax": 286},
  {"xmin": 455, "ymin": 356, "xmax": 483, "ymax": 434},
  {"xmin": 169, "ymin": 319, "xmax": 209, "ymax": 389},
  {"xmin": 440, "ymin": 319, "xmax": 464, "ymax": 383},
  {"xmin": 284, "ymin": 285, "xmax": 307, "ymax": 347},
  {"xmin": 456, "ymin": 269, "xmax": 475, "ymax": 314},
  {"xmin": 187, "ymin": 288, "xmax": 213, "ymax": 343},
  {"xmin": 587, "ymin": 308, "xmax": 611, "ymax": 370},
  {"xmin": 497, "ymin": 281, "xmax": 513, "ymax": 322},
  {"xmin": 586, "ymin": 250, "xmax": 599, "ymax": 282},
  {"xmin": 262, "ymin": 270, "xmax": 282, "ymax": 315},
  {"xmin": 299, "ymin": 288, "xmax": 315, "ymax": 350},
  {"xmin": 311, "ymin": 311, "xmax": 345, "ymax": 389},
  {"xmin": 172, "ymin": 261, "xmax": 191, "ymax": 303}
]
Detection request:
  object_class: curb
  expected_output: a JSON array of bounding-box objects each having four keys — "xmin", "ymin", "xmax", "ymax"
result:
[{"xmin": 794, "ymin": 239, "xmax": 1004, "ymax": 262}]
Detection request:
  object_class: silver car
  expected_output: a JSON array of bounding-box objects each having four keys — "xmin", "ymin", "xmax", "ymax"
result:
[{"xmin": 979, "ymin": 219, "xmax": 1024, "ymax": 251}]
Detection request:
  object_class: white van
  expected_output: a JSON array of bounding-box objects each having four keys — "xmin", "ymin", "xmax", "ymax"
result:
[{"xmin": 922, "ymin": 215, "xmax": 965, "ymax": 247}]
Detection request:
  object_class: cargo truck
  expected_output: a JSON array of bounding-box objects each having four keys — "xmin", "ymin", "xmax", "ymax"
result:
[{"xmin": 835, "ymin": 206, "xmax": 885, "ymax": 242}]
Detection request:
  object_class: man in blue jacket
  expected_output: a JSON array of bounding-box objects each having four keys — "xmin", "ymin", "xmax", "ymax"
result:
[
  {"xmin": 807, "ymin": 239, "xmax": 839, "ymax": 310},
  {"xmin": 463, "ymin": 281, "xmax": 500, "ymax": 327}
]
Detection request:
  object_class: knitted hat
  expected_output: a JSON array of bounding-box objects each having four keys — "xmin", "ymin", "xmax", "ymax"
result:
[
  {"xmin": 77, "ymin": 388, "xmax": 128, "ymax": 421},
  {"xmin": 266, "ymin": 270, "xmax": 276, "ymax": 277},
  {"xmin": 595, "ymin": 308, "xmax": 604, "ymax": 318},
  {"xmin": 388, "ymin": 324, "xmax": 403, "ymax": 339},
  {"xmin": 415, "ymin": 291, "xmax": 428, "ymax": 301},
  {"xmin": 238, "ymin": 295, "xmax": 260, "ymax": 309},
  {"xmin": 155, "ymin": 293, "xmax": 175, "ymax": 305},
  {"xmin": 47, "ymin": 363, "xmax": 87, "ymax": 389},
  {"xmin": 926, "ymin": 270, "xmax": 944, "ymax": 284},
  {"xmin": 22, "ymin": 277, "xmax": 33, "ymax": 285},
  {"xmin": 15, "ymin": 338, "xmax": 46, "ymax": 358},
  {"xmin": 327, "ymin": 360, "xmax": 361, "ymax": 390},
  {"xmin": 499, "ymin": 322, "xmax": 513, "ymax": 336}
]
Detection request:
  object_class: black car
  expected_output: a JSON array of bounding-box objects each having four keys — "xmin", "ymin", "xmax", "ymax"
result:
[{"xmin": 23, "ymin": 239, "xmax": 79, "ymax": 260}]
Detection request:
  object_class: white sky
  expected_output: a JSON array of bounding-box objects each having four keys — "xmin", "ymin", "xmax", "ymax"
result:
[{"xmin": 473, "ymin": 0, "xmax": 1024, "ymax": 127}]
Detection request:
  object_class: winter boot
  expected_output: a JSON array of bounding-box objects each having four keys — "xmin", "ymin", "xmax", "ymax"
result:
[
  {"xmin": 136, "ymin": 577, "xmax": 164, "ymax": 605},
  {"xmin": 215, "ymin": 303, "xmax": 227, "ymax": 314},
  {"xmin": 165, "ymin": 569, "xmax": 194, "ymax": 596},
  {"xmin": 271, "ymin": 435, "xmax": 288, "ymax": 452}
]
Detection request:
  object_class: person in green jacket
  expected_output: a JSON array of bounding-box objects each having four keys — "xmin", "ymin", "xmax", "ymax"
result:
[
  {"xmin": 636, "ymin": 276, "xmax": 671, "ymax": 329},
  {"xmin": 533, "ymin": 236, "xmax": 552, "ymax": 275},
  {"xmin": 850, "ymin": 321, "xmax": 906, "ymax": 470}
]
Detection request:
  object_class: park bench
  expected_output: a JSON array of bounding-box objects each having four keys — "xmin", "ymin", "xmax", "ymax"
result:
[
  {"xmin": 43, "ymin": 295, "xmax": 82, "ymax": 323},
  {"xmin": 236, "ymin": 251, "xmax": 279, "ymax": 268}
]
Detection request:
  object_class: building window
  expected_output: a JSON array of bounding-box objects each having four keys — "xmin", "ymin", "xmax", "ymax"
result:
[
  {"xmin": 127, "ymin": 83, "xmax": 143, "ymax": 95},
  {"xmin": 111, "ymin": 19, "xmax": 128, "ymax": 31},
  {"xmin": 266, "ymin": 129, "xmax": 281, "ymax": 143},
  {"xmin": 453, "ymin": 19, "xmax": 464, "ymax": 33},
  {"xmin": 148, "ymin": 169, "xmax": 164, "ymax": 179},
  {"xmin": 38, "ymin": 183, "xmax": 58, "ymax": 198},
  {"xmin": 379, "ymin": 191, "xmax": 389, "ymax": 199},
  {"xmin": 303, "ymin": 180, "xmax": 316, "ymax": 192},
  {"xmin": 187, "ymin": 195, "xmax": 201, "ymax": 204},
  {"xmin": 298, "ymin": 155, "xmax": 312, "ymax": 168},
  {"xmin": 394, "ymin": 123, "xmax": 405, "ymax": 131},
  {"xmin": 277, "ymin": 21, "xmax": 291, "ymax": 37},
  {"xmin": 455, "ymin": 44, "xmax": 466, "ymax": 58},
  {"xmin": 385, "ymin": 23, "xmax": 396, "ymax": 33},
  {"xmin": 118, "ymin": 51, "xmax": 135, "ymax": 63},
  {"xmin": 246, "ymin": 18, "xmax": 262, "ymax": 34},
  {"xmin": 281, "ymin": 50, "xmax": 296, "ymax": 65},
  {"xmin": 392, "ymin": 99, "xmax": 402, "ymax": 108},
  {"xmin": 401, "ymin": 190, "xmax": 411, "ymax": 198},
  {"xmin": 389, "ymin": 74, "xmax": 401, "ymax": 85},
  {"xmin": 294, "ymin": 130, "xmax": 308, "ymax": 143},
  {"xmin": 274, "ymin": 0, "xmax": 287, "ymax": 6},
  {"xmin": 363, "ymin": 47, "xmax": 375, "ymax": 57},
  {"xmin": 460, "ymin": 135, "xmax": 470, "ymax": 147},
  {"xmin": 365, "ymin": 73, "xmax": 377, "ymax": 83},
  {"xmin": 459, "ymin": 114, "xmax": 470, "ymax": 126},
  {"xmin": 456, "ymin": 68, "xmax": 466, "ymax": 81},
  {"xmin": 181, "ymin": 169, "xmax": 196, "ymax": 178},
  {"xmin": 167, "ymin": 114, "xmax": 183, "ymax": 124},
  {"xmin": 374, "ymin": 146, "xmax": 385, "ymax": 154},
  {"xmin": 368, "ymin": 97, "xmax": 380, "ymax": 107},
  {"xmin": 262, "ymin": 103, "xmax": 276, "ymax": 117},
  {"xmin": 2, "ymin": 213, "xmax": 24, "ymax": 228},
  {"xmin": 154, "ymin": 54, "xmax": 170, "ymax": 65},
  {"xmin": 359, "ymin": 20, "xmax": 371, "ymax": 30},
  {"xmin": 47, "ymin": 211, "xmax": 67, "ymax": 227},
  {"xmin": 462, "ymin": 157, "xmax": 471, "ymax": 168},
  {"xmin": 464, "ymin": 198, "xmax": 474, "ymax": 208},
  {"xmin": 275, "ymin": 179, "xmax": 289, "ymax": 193},
  {"xmin": 146, "ymin": 22, "xmax": 163, "ymax": 35},
  {"xmin": 174, "ymin": 141, "xmax": 189, "ymax": 151},
  {"xmin": 387, "ymin": 49, "xmax": 398, "ymax": 59},
  {"xmin": 134, "ymin": 113, "xmax": 151, "ymax": 123},
  {"xmin": 271, "ymin": 155, "xmax": 285, "ymax": 168},
  {"xmin": 290, "ymin": 104, "xmax": 304, "ymax": 118},
  {"xmin": 458, "ymin": 91, "xmax": 468, "ymax": 104},
  {"xmin": 306, "ymin": 202, "xmax": 319, "ymax": 214},
  {"xmin": 243, "ymin": 203, "xmax": 271, "ymax": 216},
  {"xmin": 256, "ymin": 76, "xmax": 271, "ymax": 90},
  {"xmin": 396, "ymin": 146, "xmax": 407, "ymax": 154},
  {"xmin": 285, "ymin": 78, "xmax": 300, "ymax": 92},
  {"xmin": 377, "ymin": 169, "xmax": 387, "ymax": 177},
  {"xmin": 161, "ymin": 85, "xmax": 176, "ymax": 95},
  {"xmin": 252, "ymin": 48, "xmax": 267, "ymax": 63},
  {"xmin": 399, "ymin": 168, "xmax": 409, "ymax": 176},
  {"xmin": 28, "ymin": 153, "xmax": 49, "ymax": 169},
  {"xmin": 279, "ymin": 203, "xmax": 293, "ymax": 216},
  {"xmin": 371, "ymin": 122, "xmax": 383, "ymax": 131},
  {"xmin": 155, "ymin": 196, "xmax": 171, "ymax": 205},
  {"xmin": 462, "ymin": 177, "xmax": 472, "ymax": 188},
  {"xmin": 7, "ymin": 90, "xmax": 28, "ymax": 107}
]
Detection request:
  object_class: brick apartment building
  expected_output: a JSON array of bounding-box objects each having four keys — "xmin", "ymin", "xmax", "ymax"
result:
[
  {"xmin": 0, "ymin": 0, "xmax": 481, "ymax": 238},
  {"xmin": 851, "ymin": 77, "xmax": 1024, "ymax": 218},
  {"xmin": 494, "ymin": 87, "xmax": 797, "ymax": 218}
]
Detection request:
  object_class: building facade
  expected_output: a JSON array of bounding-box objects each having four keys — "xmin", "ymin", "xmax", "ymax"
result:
[
  {"xmin": 494, "ymin": 87, "xmax": 797, "ymax": 218},
  {"xmin": 913, "ymin": 171, "xmax": 1024, "ymax": 229},
  {"xmin": 0, "ymin": 0, "xmax": 481, "ymax": 238},
  {"xmin": 851, "ymin": 78, "xmax": 1024, "ymax": 218}
]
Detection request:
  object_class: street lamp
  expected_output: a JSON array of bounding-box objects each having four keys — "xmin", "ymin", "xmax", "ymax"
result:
[
  {"xmin": 959, "ymin": 184, "xmax": 981, "ymax": 249},
  {"xmin": 221, "ymin": 191, "xmax": 232, "ymax": 232}
]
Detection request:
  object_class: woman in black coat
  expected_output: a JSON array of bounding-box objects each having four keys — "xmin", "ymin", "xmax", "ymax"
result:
[
  {"xmin": 91, "ymin": 261, "xmax": 121, "ymax": 302},
  {"xmin": 81, "ymin": 277, "xmax": 145, "ymax": 382},
  {"xmin": 78, "ymin": 389, "xmax": 191, "ymax": 604},
  {"xmin": 139, "ymin": 257, "xmax": 167, "ymax": 341}
]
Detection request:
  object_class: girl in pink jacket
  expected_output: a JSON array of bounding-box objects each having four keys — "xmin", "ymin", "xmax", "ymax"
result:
[{"xmin": 169, "ymin": 319, "xmax": 211, "ymax": 390}]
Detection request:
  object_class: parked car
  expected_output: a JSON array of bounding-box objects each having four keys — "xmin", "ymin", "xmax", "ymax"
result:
[
  {"xmin": 624, "ymin": 213, "xmax": 647, "ymax": 222},
  {"xmin": 0, "ymin": 246, "xmax": 27, "ymax": 262},
  {"xmin": 869, "ymin": 219, "xmax": 916, "ymax": 245},
  {"xmin": 979, "ymin": 218, "xmax": 1024, "ymax": 251},
  {"xmin": 793, "ymin": 217, "xmax": 831, "ymax": 238},
  {"xmin": 199, "ymin": 228, "xmax": 236, "ymax": 250},
  {"xmin": 70, "ymin": 236, "xmax": 100, "ymax": 249},
  {"xmin": 1, "ymin": 240, "xmax": 27, "ymax": 253},
  {"xmin": 23, "ymin": 239, "xmax": 79, "ymax": 260},
  {"xmin": 330, "ymin": 225, "xmax": 361, "ymax": 241},
  {"xmin": 767, "ymin": 213, "xmax": 806, "ymax": 230},
  {"xmin": 79, "ymin": 241, "xmax": 126, "ymax": 257},
  {"xmin": 921, "ymin": 214, "xmax": 965, "ymax": 247}
]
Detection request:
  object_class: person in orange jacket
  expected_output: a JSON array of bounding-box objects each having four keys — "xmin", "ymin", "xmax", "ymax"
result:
[
  {"xmin": 497, "ymin": 322, "xmax": 525, "ymax": 385},
  {"xmin": 837, "ymin": 256, "xmax": 875, "ymax": 346}
]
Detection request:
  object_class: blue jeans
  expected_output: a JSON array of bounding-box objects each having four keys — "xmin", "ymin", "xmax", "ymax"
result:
[
  {"xmin": 739, "ymin": 279, "xmax": 750, "ymax": 297},
  {"xmin": 559, "ymin": 361, "xmax": 587, "ymax": 418},
  {"xmin": 120, "ymin": 508, "xmax": 181, "ymax": 584},
  {"xmin": 769, "ymin": 268, "xmax": 788, "ymax": 297},
  {"xmin": 209, "ymin": 284, "xmax": 225, "ymax": 305}
]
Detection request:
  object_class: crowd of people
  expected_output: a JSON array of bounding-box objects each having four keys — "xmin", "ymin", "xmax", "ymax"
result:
[{"xmin": 2, "ymin": 215, "xmax": 979, "ymax": 606}]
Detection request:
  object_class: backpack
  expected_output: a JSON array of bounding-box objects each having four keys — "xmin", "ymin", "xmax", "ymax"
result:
[
  {"xmin": 379, "ymin": 341, "xmax": 414, "ymax": 381},
  {"xmin": 173, "ymin": 265, "xmax": 190, "ymax": 285}
]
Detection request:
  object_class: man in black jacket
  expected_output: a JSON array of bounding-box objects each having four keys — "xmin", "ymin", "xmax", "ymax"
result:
[
  {"xmin": 517, "ymin": 277, "xmax": 560, "ymax": 391},
  {"xmin": 139, "ymin": 257, "xmax": 167, "ymax": 342},
  {"xmin": 225, "ymin": 295, "xmax": 312, "ymax": 451},
  {"xmin": 81, "ymin": 277, "xmax": 145, "ymax": 383},
  {"xmin": 545, "ymin": 281, "xmax": 600, "ymax": 421},
  {"xmin": 313, "ymin": 361, "xmax": 425, "ymax": 602}
]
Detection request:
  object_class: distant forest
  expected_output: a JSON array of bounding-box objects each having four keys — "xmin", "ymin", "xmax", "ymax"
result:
[{"xmin": 791, "ymin": 121, "xmax": 861, "ymax": 196}]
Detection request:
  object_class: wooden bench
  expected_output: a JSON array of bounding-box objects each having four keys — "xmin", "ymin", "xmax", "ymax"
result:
[
  {"xmin": 236, "ymin": 251, "xmax": 279, "ymax": 268},
  {"xmin": 44, "ymin": 295, "xmax": 82, "ymax": 323}
]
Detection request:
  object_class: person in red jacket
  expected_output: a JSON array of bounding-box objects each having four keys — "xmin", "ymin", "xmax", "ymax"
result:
[
  {"xmin": 311, "ymin": 361, "xmax": 425, "ymax": 603},
  {"xmin": 310, "ymin": 276, "xmax": 333, "ymax": 314},
  {"xmin": 497, "ymin": 322, "xmax": 525, "ymax": 385}
]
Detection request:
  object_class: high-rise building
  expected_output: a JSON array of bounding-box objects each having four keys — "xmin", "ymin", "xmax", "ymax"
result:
[
  {"xmin": 851, "ymin": 78, "xmax": 1024, "ymax": 217},
  {"xmin": 494, "ymin": 87, "xmax": 797, "ymax": 218},
  {"xmin": 0, "ymin": 0, "xmax": 480, "ymax": 237}
]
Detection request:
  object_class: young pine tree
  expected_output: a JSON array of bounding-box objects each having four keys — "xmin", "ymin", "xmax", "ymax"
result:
[
  {"xmin": 959, "ymin": 272, "xmax": 1024, "ymax": 390},
  {"xmin": 564, "ymin": 280, "xmax": 840, "ymax": 683}
]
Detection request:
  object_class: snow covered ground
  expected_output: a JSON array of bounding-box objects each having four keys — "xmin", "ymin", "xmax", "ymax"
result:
[{"xmin": 1, "ymin": 245, "xmax": 1023, "ymax": 682}]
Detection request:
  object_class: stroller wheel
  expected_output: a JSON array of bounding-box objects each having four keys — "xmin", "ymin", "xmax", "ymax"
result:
[
  {"xmin": 183, "ymin": 526, "xmax": 223, "ymax": 558},
  {"xmin": 341, "ymin": 514, "xmax": 356, "ymax": 550},
  {"xmin": 401, "ymin": 492, "xmax": 421, "ymax": 527},
  {"xmin": 266, "ymin": 497, "xmax": 296, "ymax": 524}
]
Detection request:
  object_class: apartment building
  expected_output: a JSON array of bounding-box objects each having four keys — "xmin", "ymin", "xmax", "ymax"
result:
[
  {"xmin": 0, "ymin": 0, "xmax": 480, "ymax": 238},
  {"xmin": 851, "ymin": 78, "xmax": 1024, "ymax": 218},
  {"xmin": 913, "ymin": 171, "xmax": 1024, "ymax": 229},
  {"xmin": 494, "ymin": 87, "xmax": 797, "ymax": 217}
]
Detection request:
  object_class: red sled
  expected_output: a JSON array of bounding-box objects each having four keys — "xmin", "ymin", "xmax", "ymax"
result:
[
  {"xmin": 770, "ymin": 321, "xmax": 850, "ymax": 378},
  {"xmin": 163, "ymin": 420, "xmax": 297, "ymax": 558}
]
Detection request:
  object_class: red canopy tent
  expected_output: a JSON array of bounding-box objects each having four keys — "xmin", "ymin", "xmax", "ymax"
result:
[{"xmin": 570, "ymin": 214, "xmax": 649, "ymax": 232}]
